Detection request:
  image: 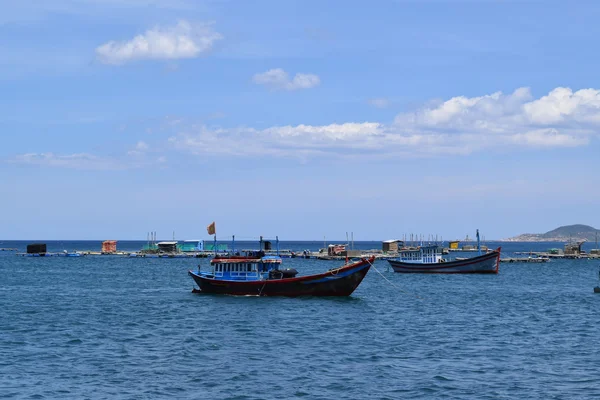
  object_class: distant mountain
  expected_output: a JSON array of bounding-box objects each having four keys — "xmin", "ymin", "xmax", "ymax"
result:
[{"xmin": 506, "ymin": 224, "xmax": 600, "ymax": 242}]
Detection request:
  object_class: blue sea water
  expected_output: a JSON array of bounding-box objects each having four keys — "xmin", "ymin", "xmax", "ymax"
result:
[{"xmin": 2, "ymin": 240, "xmax": 600, "ymax": 399}]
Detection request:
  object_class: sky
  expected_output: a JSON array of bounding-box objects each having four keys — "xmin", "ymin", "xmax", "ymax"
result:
[{"xmin": 1, "ymin": 0, "xmax": 600, "ymax": 241}]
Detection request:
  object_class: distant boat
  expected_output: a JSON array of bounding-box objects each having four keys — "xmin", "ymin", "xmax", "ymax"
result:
[
  {"xmin": 264, "ymin": 249, "xmax": 296, "ymax": 258},
  {"xmin": 188, "ymin": 237, "xmax": 373, "ymax": 296},
  {"xmin": 63, "ymin": 250, "xmax": 82, "ymax": 257},
  {"xmin": 388, "ymin": 245, "xmax": 501, "ymax": 274}
]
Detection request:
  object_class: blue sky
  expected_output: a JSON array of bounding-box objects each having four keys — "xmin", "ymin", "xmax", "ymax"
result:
[{"xmin": 2, "ymin": 0, "xmax": 599, "ymax": 241}]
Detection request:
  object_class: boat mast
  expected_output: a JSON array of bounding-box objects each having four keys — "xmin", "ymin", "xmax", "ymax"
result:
[{"xmin": 476, "ymin": 229, "xmax": 481, "ymax": 256}]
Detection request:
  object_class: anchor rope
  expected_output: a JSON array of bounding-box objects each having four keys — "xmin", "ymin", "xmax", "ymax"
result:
[{"xmin": 366, "ymin": 258, "xmax": 425, "ymax": 300}]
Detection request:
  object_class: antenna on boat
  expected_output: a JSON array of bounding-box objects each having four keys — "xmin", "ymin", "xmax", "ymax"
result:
[
  {"xmin": 232, "ymin": 235, "xmax": 235, "ymax": 254},
  {"xmin": 476, "ymin": 229, "xmax": 481, "ymax": 256},
  {"xmin": 276, "ymin": 236, "xmax": 279, "ymax": 256}
]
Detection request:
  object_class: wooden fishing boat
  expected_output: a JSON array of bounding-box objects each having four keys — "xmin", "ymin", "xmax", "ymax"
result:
[
  {"xmin": 188, "ymin": 250, "xmax": 374, "ymax": 297},
  {"xmin": 388, "ymin": 245, "xmax": 501, "ymax": 274}
]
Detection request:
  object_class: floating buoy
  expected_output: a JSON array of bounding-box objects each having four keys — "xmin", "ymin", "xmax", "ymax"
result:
[{"xmin": 594, "ymin": 287, "xmax": 600, "ymax": 293}]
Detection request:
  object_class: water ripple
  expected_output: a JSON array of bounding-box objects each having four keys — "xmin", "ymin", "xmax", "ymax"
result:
[{"xmin": 2, "ymin": 251, "xmax": 600, "ymax": 399}]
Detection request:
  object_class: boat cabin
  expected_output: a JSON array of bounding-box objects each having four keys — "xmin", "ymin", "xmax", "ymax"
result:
[
  {"xmin": 210, "ymin": 255, "xmax": 283, "ymax": 280},
  {"xmin": 397, "ymin": 245, "xmax": 443, "ymax": 264}
]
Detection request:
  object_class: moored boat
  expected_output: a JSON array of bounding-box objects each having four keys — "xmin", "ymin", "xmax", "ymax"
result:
[
  {"xmin": 188, "ymin": 237, "xmax": 374, "ymax": 296},
  {"xmin": 388, "ymin": 230, "xmax": 500, "ymax": 274},
  {"xmin": 388, "ymin": 247, "xmax": 500, "ymax": 273},
  {"xmin": 189, "ymin": 256, "xmax": 374, "ymax": 296}
]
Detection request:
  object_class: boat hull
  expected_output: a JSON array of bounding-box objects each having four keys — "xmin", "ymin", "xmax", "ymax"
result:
[
  {"xmin": 188, "ymin": 257, "xmax": 373, "ymax": 297},
  {"xmin": 388, "ymin": 248, "xmax": 500, "ymax": 274}
]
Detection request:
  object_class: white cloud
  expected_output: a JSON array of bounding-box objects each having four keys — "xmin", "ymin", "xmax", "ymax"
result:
[
  {"xmin": 10, "ymin": 153, "xmax": 125, "ymax": 170},
  {"xmin": 168, "ymin": 86, "xmax": 600, "ymax": 160},
  {"xmin": 252, "ymin": 68, "xmax": 320, "ymax": 91},
  {"xmin": 96, "ymin": 20, "xmax": 222, "ymax": 65},
  {"xmin": 393, "ymin": 86, "xmax": 598, "ymax": 149},
  {"xmin": 523, "ymin": 87, "xmax": 600, "ymax": 125},
  {"xmin": 10, "ymin": 147, "xmax": 169, "ymax": 170}
]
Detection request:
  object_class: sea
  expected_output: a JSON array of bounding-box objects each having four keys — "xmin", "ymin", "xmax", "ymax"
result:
[{"xmin": 2, "ymin": 240, "xmax": 600, "ymax": 399}]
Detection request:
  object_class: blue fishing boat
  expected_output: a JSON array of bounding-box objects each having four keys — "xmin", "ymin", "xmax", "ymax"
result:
[{"xmin": 188, "ymin": 236, "xmax": 373, "ymax": 296}]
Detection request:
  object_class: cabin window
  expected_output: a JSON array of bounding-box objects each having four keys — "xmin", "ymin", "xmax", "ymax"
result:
[{"xmin": 247, "ymin": 264, "xmax": 251, "ymax": 272}]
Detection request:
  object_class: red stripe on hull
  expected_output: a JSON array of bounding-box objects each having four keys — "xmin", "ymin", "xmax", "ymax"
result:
[{"xmin": 189, "ymin": 257, "xmax": 374, "ymax": 297}]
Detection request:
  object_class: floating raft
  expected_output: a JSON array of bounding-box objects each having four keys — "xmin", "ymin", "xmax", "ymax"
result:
[
  {"xmin": 500, "ymin": 257, "xmax": 549, "ymax": 263},
  {"xmin": 16, "ymin": 251, "xmax": 213, "ymax": 258}
]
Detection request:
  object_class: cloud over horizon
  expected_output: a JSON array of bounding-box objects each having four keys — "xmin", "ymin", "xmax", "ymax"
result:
[
  {"xmin": 10, "ymin": 86, "xmax": 599, "ymax": 168},
  {"xmin": 95, "ymin": 20, "xmax": 222, "ymax": 65},
  {"xmin": 168, "ymin": 86, "xmax": 599, "ymax": 159}
]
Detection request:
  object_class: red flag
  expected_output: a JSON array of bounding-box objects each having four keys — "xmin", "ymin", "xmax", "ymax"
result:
[{"xmin": 206, "ymin": 221, "xmax": 216, "ymax": 235}]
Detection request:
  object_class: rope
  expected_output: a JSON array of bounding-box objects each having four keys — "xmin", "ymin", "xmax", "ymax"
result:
[
  {"xmin": 365, "ymin": 258, "xmax": 425, "ymax": 300},
  {"xmin": 258, "ymin": 276, "xmax": 267, "ymax": 296}
]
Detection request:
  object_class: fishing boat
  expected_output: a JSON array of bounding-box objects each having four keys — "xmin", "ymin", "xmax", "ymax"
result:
[
  {"xmin": 188, "ymin": 237, "xmax": 373, "ymax": 296},
  {"xmin": 388, "ymin": 230, "xmax": 500, "ymax": 274}
]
